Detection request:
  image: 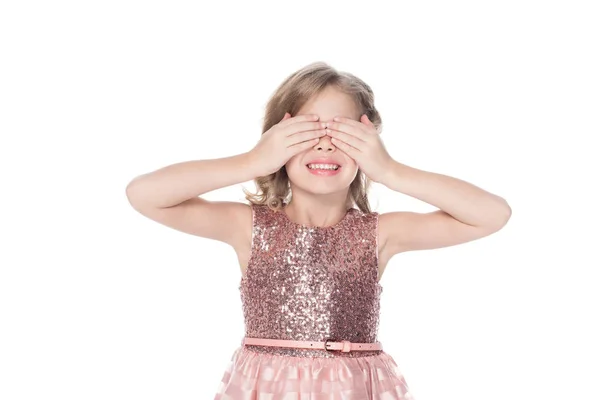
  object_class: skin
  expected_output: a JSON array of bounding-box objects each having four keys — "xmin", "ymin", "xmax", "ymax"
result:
[
  {"xmin": 127, "ymin": 85, "xmax": 511, "ymax": 285},
  {"xmin": 283, "ymin": 85, "xmax": 362, "ymax": 228}
]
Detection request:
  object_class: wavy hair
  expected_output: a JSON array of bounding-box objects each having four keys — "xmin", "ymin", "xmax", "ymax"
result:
[{"xmin": 243, "ymin": 61, "xmax": 382, "ymax": 214}]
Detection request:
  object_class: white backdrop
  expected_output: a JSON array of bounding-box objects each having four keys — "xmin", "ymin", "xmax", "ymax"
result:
[{"xmin": 1, "ymin": 1, "xmax": 598, "ymax": 399}]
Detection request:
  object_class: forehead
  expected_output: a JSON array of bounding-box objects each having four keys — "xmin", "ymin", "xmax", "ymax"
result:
[{"xmin": 297, "ymin": 86, "xmax": 359, "ymax": 121}]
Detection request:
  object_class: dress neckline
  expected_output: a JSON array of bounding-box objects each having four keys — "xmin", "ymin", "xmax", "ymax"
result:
[{"xmin": 279, "ymin": 206, "xmax": 353, "ymax": 230}]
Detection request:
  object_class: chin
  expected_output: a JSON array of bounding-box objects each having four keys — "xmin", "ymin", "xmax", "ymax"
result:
[{"xmin": 290, "ymin": 173, "xmax": 356, "ymax": 194}]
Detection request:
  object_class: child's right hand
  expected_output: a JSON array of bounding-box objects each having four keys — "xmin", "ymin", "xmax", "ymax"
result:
[{"xmin": 249, "ymin": 113, "xmax": 327, "ymax": 176}]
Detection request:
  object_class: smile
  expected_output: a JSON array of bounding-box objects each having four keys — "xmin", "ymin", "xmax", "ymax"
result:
[{"xmin": 306, "ymin": 163, "xmax": 341, "ymax": 176}]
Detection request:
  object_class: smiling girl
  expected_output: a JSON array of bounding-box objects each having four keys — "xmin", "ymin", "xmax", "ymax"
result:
[{"xmin": 126, "ymin": 61, "xmax": 511, "ymax": 399}]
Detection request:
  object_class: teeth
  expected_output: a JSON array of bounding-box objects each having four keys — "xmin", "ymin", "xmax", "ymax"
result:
[{"xmin": 308, "ymin": 163, "xmax": 339, "ymax": 170}]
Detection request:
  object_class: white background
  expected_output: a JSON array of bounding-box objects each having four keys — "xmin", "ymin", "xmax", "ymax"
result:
[{"xmin": 1, "ymin": 1, "xmax": 599, "ymax": 399}]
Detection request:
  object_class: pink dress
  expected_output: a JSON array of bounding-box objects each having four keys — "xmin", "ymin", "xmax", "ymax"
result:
[{"xmin": 214, "ymin": 204, "xmax": 414, "ymax": 399}]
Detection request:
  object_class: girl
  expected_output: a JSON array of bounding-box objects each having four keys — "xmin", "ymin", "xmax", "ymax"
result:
[{"xmin": 126, "ymin": 62, "xmax": 511, "ymax": 399}]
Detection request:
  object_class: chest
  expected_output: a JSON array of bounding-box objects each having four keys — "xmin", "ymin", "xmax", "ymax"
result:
[{"xmin": 235, "ymin": 237, "xmax": 389, "ymax": 283}]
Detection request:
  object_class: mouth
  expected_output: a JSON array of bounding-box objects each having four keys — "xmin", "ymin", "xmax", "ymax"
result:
[{"xmin": 306, "ymin": 163, "xmax": 341, "ymax": 176}]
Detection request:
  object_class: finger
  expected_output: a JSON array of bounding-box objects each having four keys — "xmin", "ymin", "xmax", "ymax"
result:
[
  {"xmin": 326, "ymin": 129, "xmax": 365, "ymax": 150},
  {"xmin": 360, "ymin": 114, "xmax": 381, "ymax": 134},
  {"xmin": 326, "ymin": 122, "xmax": 367, "ymax": 142},
  {"xmin": 286, "ymin": 129, "xmax": 327, "ymax": 146},
  {"xmin": 279, "ymin": 113, "xmax": 319, "ymax": 128},
  {"xmin": 330, "ymin": 136, "xmax": 359, "ymax": 158},
  {"xmin": 288, "ymin": 137, "xmax": 322, "ymax": 154},
  {"xmin": 333, "ymin": 116, "xmax": 374, "ymax": 135},
  {"xmin": 332, "ymin": 116, "xmax": 363, "ymax": 128},
  {"xmin": 284, "ymin": 121, "xmax": 327, "ymax": 137}
]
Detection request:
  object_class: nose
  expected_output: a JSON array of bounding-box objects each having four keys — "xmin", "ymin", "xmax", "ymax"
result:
[{"xmin": 313, "ymin": 134, "xmax": 336, "ymax": 153}]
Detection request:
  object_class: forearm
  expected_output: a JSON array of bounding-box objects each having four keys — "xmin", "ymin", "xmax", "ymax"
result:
[
  {"xmin": 381, "ymin": 160, "xmax": 511, "ymax": 228},
  {"xmin": 125, "ymin": 151, "xmax": 261, "ymax": 209}
]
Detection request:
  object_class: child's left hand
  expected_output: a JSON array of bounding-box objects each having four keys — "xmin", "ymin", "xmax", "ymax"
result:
[{"xmin": 326, "ymin": 114, "xmax": 393, "ymax": 184}]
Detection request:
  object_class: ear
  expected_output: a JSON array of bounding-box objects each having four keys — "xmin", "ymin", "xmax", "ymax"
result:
[{"xmin": 360, "ymin": 114, "xmax": 373, "ymax": 126}]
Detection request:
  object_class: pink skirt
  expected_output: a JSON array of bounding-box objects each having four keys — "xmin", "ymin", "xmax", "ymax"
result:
[{"xmin": 213, "ymin": 345, "xmax": 415, "ymax": 399}]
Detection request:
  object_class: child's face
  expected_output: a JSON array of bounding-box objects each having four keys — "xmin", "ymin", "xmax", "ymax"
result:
[{"xmin": 285, "ymin": 85, "xmax": 360, "ymax": 196}]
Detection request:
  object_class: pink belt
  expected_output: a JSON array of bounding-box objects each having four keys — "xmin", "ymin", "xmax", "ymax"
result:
[{"xmin": 242, "ymin": 337, "xmax": 383, "ymax": 353}]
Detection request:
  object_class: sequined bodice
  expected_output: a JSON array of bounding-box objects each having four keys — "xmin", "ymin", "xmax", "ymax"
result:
[{"xmin": 239, "ymin": 204, "xmax": 383, "ymax": 358}]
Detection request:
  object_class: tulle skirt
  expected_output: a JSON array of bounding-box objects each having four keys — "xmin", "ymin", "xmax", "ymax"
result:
[{"xmin": 213, "ymin": 345, "xmax": 415, "ymax": 399}]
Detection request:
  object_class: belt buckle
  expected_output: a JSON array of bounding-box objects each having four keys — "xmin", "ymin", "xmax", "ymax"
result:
[
  {"xmin": 324, "ymin": 339, "xmax": 352, "ymax": 352},
  {"xmin": 324, "ymin": 338, "xmax": 335, "ymax": 352}
]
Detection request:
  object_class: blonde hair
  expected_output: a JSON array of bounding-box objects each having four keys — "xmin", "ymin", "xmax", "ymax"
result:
[{"xmin": 243, "ymin": 61, "xmax": 382, "ymax": 214}]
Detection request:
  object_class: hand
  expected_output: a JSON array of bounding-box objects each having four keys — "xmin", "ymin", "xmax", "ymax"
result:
[
  {"xmin": 249, "ymin": 113, "xmax": 328, "ymax": 176},
  {"xmin": 325, "ymin": 114, "xmax": 393, "ymax": 184}
]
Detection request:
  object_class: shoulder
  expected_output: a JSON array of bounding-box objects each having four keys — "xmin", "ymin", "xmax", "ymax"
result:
[
  {"xmin": 220, "ymin": 202, "xmax": 254, "ymax": 250},
  {"xmin": 346, "ymin": 207, "xmax": 379, "ymax": 237},
  {"xmin": 248, "ymin": 203, "xmax": 278, "ymax": 223},
  {"xmin": 349, "ymin": 207, "xmax": 379, "ymax": 223},
  {"xmin": 377, "ymin": 211, "xmax": 409, "ymax": 252},
  {"xmin": 242, "ymin": 203, "xmax": 287, "ymax": 232}
]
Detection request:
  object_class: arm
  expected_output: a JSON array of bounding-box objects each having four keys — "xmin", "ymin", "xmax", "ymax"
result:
[
  {"xmin": 379, "ymin": 161, "xmax": 512, "ymax": 256},
  {"xmin": 125, "ymin": 152, "xmax": 261, "ymax": 246},
  {"xmin": 125, "ymin": 113, "xmax": 325, "ymax": 247},
  {"xmin": 126, "ymin": 152, "xmax": 261, "ymax": 208}
]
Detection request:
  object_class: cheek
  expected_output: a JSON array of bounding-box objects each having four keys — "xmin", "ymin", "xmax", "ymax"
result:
[
  {"xmin": 345, "ymin": 161, "xmax": 360, "ymax": 176},
  {"xmin": 284, "ymin": 156, "xmax": 305, "ymax": 175},
  {"xmin": 342, "ymin": 156, "xmax": 357, "ymax": 169},
  {"xmin": 285, "ymin": 154, "xmax": 301, "ymax": 169}
]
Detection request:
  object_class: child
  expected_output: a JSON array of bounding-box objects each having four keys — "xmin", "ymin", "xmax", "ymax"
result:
[{"xmin": 126, "ymin": 61, "xmax": 511, "ymax": 399}]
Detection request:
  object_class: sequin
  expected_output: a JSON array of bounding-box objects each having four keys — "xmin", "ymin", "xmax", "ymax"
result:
[{"xmin": 239, "ymin": 204, "xmax": 383, "ymax": 358}]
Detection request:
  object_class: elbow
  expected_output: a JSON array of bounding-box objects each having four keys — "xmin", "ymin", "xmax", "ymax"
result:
[
  {"xmin": 125, "ymin": 177, "xmax": 144, "ymax": 209},
  {"xmin": 501, "ymin": 198, "xmax": 512, "ymax": 223},
  {"xmin": 493, "ymin": 198, "xmax": 512, "ymax": 230}
]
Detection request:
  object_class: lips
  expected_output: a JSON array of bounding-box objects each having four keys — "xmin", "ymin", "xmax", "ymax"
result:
[
  {"xmin": 305, "ymin": 157, "xmax": 342, "ymax": 177},
  {"xmin": 305, "ymin": 158, "xmax": 341, "ymax": 167},
  {"xmin": 306, "ymin": 165, "xmax": 341, "ymax": 176}
]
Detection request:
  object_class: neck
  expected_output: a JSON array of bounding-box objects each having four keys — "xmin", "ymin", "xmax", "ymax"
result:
[{"xmin": 283, "ymin": 199, "xmax": 350, "ymax": 228}]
